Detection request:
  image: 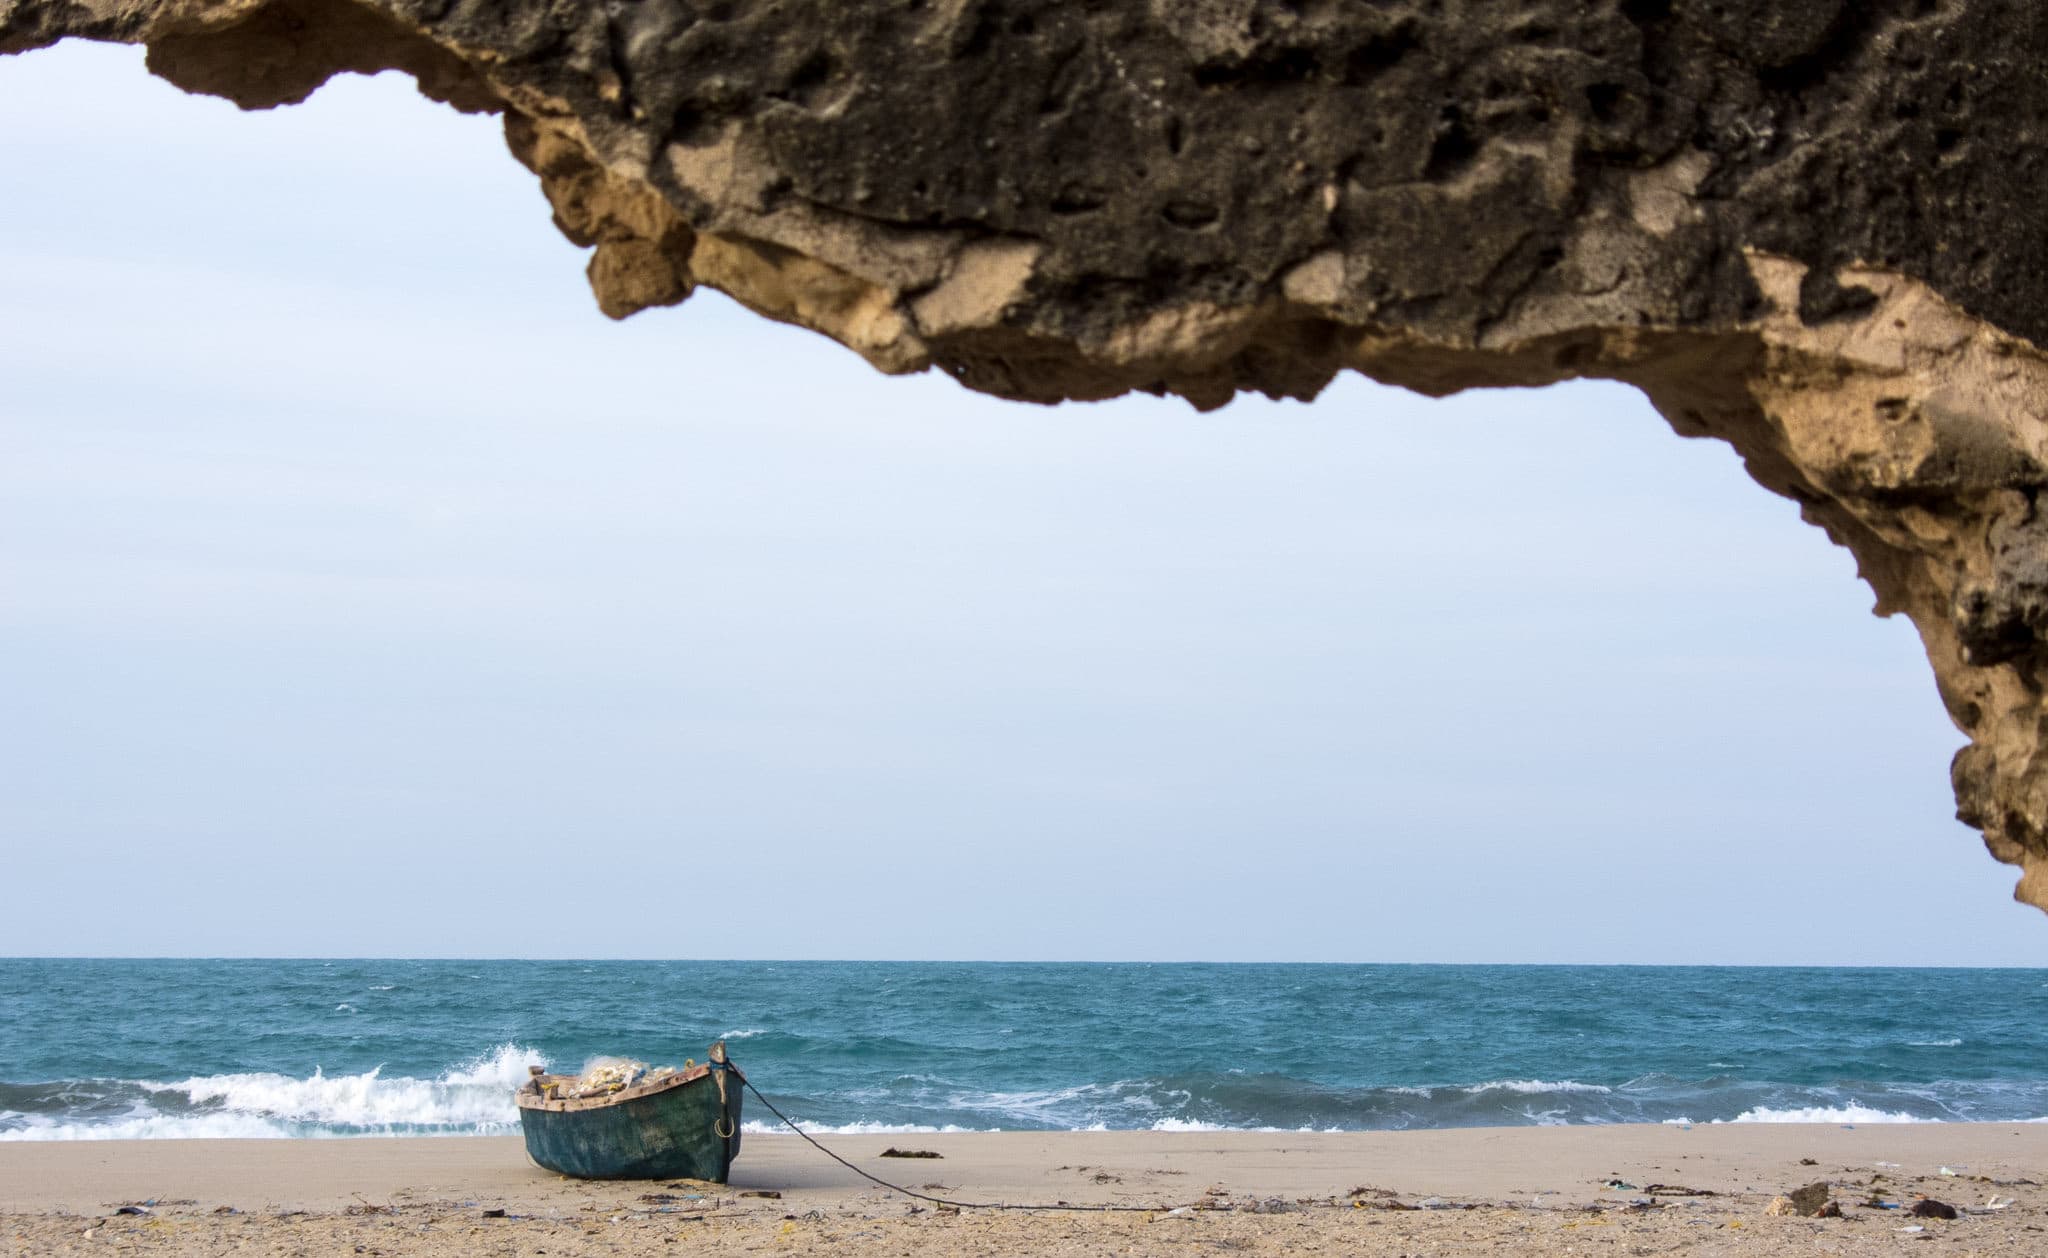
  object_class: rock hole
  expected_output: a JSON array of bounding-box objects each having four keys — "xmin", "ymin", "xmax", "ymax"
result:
[
  {"xmin": 955, "ymin": 6, "xmax": 1000, "ymax": 59},
  {"xmin": 1341, "ymin": 26, "xmax": 1416, "ymax": 86},
  {"xmin": 1165, "ymin": 116, "xmax": 1186, "ymax": 156},
  {"xmin": 1050, "ymin": 184, "xmax": 1108, "ymax": 215},
  {"xmin": 1191, "ymin": 46, "xmax": 1321, "ymax": 90},
  {"xmin": 667, "ymin": 103, "xmax": 706, "ymax": 142},
  {"xmin": 1620, "ymin": 0, "xmax": 1672, "ymax": 23},
  {"xmin": 1161, "ymin": 200, "xmax": 1220, "ymax": 230},
  {"xmin": 1585, "ymin": 82, "xmax": 1627, "ymax": 126},
  {"xmin": 776, "ymin": 49, "xmax": 835, "ymax": 106},
  {"xmin": 1421, "ymin": 106, "xmax": 1479, "ymax": 180}
]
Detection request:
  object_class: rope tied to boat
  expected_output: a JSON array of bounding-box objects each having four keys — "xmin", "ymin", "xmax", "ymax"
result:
[{"xmin": 738, "ymin": 1075, "xmax": 1179, "ymax": 1214}]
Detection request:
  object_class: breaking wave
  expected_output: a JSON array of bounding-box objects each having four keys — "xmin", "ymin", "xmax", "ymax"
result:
[
  {"xmin": 0, "ymin": 1044, "xmax": 543, "ymax": 1141},
  {"xmin": 1727, "ymin": 1105, "xmax": 1934, "ymax": 1124}
]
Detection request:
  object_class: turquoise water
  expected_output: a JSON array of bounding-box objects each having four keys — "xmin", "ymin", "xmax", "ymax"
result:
[{"xmin": 2, "ymin": 960, "xmax": 2044, "ymax": 1138}]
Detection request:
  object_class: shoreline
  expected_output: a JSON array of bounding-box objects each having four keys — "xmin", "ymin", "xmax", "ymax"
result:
[
  {"xmin": 6, "ymin": 1124, "xmax": 2047, "ymax": 1212},
  {"xmin": 4, "ymin": 1125, "xmax": 2045, "ymax": 1254}
]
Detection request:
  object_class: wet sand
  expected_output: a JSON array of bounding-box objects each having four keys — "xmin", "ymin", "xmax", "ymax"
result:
[{"xmin": 4, "ymin": 1125, "xmax": 2044, "ymax": 1254}]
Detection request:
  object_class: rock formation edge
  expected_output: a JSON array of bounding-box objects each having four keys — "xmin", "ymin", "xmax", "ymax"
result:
[{"xmin": 8, "ymin": 0, "xmax": 2048, "ymax": 913}]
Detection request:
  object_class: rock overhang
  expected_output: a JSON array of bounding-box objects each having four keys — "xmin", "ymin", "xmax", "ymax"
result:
[{"xmin": 6, "ymin": 0, "xmax": 2048, "ymax": 912}]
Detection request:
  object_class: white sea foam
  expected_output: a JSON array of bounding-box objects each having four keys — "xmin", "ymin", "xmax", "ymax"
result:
[
  {"xmin": 1147, "ymin": 1118, "xmax": 1320, "ymax": 1133},
  {"xmin": 1727, "ymin": 1105, "xmax": 1935, "ymax": 1124},
  {"xmin": 0, "ymin": 1044, "xmax": 545, "ymax": 1141},
  {"xmin": 442, "ymin": 1044, "xmax": 550, "ymax": 1089},
  {"xmin": 3, "ymin": 1112, "xmax": 319, "ymax": 1140},
  {"xmin": 1459, "ymin": 1079, "xmax": 1612, "ymax": 1096},
  {"xmin": 951, "ymin": 1083, "xmax": 1118, "ymax": 1122},
  {"xmin": 1908, "ymin": 1039, "xmax": 1963, "ymax": 1048},
  {"xmin": 720, "ymin": 1029, "xmax": 767, "ymax": 1040},
  {"xmin": 740, "ymin": 1119, "xmax": 977, "ymax": 1136}
]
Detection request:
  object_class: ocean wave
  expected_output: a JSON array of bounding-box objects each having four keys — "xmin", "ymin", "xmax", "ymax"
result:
[
  {"xmin": 948, "ymin": 1082, "xmax": 1136, "ymax": 1122},
  {"xmin": 756, "ymin": 1071, "xmax": 2048, "ymax": 1132},
  {"xmin": 4, "ymin": 1111, "xmax": 320, "ymax": 1141},
  {"xmin": 440, "ymin": 1045, "xmax": 548, "ymax": 1090},
  {"xmin": 14, "ymin": 1060, "xmax": 2046, "ymax": 1138},
  {"xmin": 741, "ymin": 1120, "xmax": 978, "ymax": 1136},
  {"xmin": 12, "ymin": 960, "xmax": 2048, "ymax": 1140},
  {"xmin": 1143, "ymin": 1117, "xmax": 1343, "ymax": 1133},
  {"xmin": 1727, "ymin": 1105, "xmax": 1935, "ymax": 1124},
  {"xmin": 1458, "ymin": 1079, "xmax": 1612, "ymax": 1096},
  {"xmin": 0, "ymin": 1044, "xmax": 543, "ymax": 1141}
]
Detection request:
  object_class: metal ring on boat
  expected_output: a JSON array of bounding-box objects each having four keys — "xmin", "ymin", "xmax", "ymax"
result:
[{"xmin": 714, "ymin": 1116, "xmax": 736, "ymax": 1138}]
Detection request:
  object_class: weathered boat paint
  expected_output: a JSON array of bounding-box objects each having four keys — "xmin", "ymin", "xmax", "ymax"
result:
[{"xmin": 516, "ymin": 1045, "xmax": 744, "ymax": 1181}]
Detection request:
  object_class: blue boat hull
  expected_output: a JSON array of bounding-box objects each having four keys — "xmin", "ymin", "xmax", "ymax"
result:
[{"xmin": 517, "ymin": 1064, "xmax": 744, "ymax": 1181}]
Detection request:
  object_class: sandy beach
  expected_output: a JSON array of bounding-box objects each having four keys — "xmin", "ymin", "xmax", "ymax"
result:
[{"xmin": 4, "ymin": 1124, "xmax": 2044, "ymax": 1255}]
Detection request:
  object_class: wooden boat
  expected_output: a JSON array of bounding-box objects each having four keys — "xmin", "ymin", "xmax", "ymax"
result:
[{"xmin": 516, "ymin": 1041, "xmax": 744, "ymax": 1181}]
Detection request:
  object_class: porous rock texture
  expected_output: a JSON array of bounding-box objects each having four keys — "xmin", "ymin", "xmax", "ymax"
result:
[{"xmin": 7, "ymin": 0, "xmax": 2048, "ymax": 909}]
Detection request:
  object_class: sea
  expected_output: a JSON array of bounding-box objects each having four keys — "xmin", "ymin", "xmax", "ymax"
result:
[{"xmin": 2, "ymin": 960, "xmax": 2045, "ymax": 1141}]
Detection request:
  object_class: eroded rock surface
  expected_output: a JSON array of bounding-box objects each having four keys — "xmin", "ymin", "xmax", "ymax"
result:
[{"xmin": 7, "ymin": 0, "xmax": 2048, "ymax": 909}]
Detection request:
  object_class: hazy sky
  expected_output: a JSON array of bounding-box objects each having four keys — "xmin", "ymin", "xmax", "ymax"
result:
[{"xmin": 4, "ymin": 43, "xmax": 2043, "ymax": 964}]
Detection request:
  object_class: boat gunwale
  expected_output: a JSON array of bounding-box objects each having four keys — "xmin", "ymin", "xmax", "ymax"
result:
[{"xmin": 515, "ymin": 1061, "xmax": 745, "ymax": 1114}]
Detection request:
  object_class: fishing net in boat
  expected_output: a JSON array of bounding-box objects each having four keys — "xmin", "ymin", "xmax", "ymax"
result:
[{"xmin": 549, "ymin": 1057, "xmax": 686, "ymax": 1099}]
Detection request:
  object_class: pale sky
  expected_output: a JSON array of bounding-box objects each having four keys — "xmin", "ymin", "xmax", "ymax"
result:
[{"xmin": 3, "ymin": 43, "xmax": 2043, "ymax": 964}]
